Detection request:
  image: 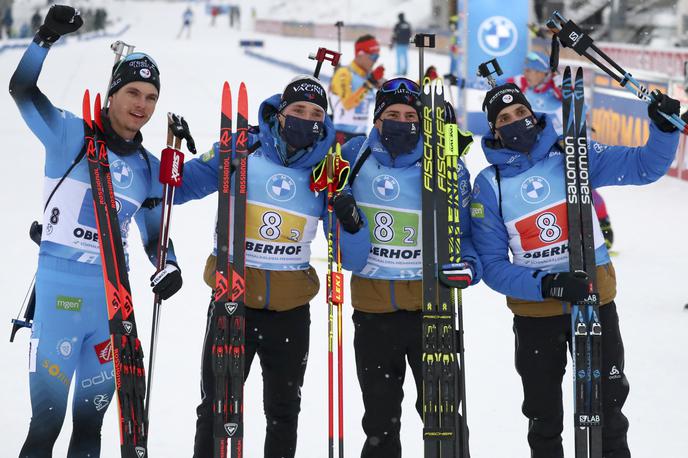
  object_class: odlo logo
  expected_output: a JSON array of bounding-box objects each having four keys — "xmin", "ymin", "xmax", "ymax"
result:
[{"xmin": 609, "ymin": 365, "xmax": 621, "ymax": 380}]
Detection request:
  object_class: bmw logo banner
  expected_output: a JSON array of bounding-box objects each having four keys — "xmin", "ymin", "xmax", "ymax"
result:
[{"xmin": 465, "ymin": 1, "xmax": 528, "ymax": 133}]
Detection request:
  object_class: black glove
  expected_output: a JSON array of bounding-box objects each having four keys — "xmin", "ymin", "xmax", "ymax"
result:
[
  {"xmin": 541, "ymin": 270, "xmax": 591, "ymax": 303},
  {"xmin": 599, "ymin": 216, "xmax": 614, "ymax": 249},
  {"xmin": 168, "ymin": 113, "xmax": 197, "ymax": 154},
  {"xmin": 37, "ymin": 5, "xmax": 83, "ymax": 45},
  {"xmin": 648, "ymin": 90, "xmax": 680, "ymax": 133},
  {"xmin": 439, "ymin": 262, "xmax": 474, "ymax": 289},
  {"xmin": 332, "ymin": 192, "xmax": 362, "ymax": 234},
  {"xmin": 150, "ymin": 261, "xmax": 183, "ymax": 300}
]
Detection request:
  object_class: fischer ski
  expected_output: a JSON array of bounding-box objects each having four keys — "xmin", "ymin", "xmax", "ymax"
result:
[
  {"xmin": 83, "ymin": 90, "xmax": 148, "ymax": 458},
  {"xmin": 420, "ymin": 78, "xmax": 468, "ymax": 457},
  {"xmin": 211, "ymin": 82, "xmax": 249, "ymax": 458},
  {"xmin": 562, "ymin": 66, "xmax": 603, "ymax": 458}
]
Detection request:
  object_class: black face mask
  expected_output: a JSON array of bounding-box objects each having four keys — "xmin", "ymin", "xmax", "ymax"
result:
[
  {"xmin": 380, "ymin": 119, "xmax": 420, "ymax": 157},
  {"xmin": 281, "ymin": 115, "xmax": 324, "ymax": 153},
  {"xmin": 497, "ymin": 116, "xmax": 540, "ymax": 153}
]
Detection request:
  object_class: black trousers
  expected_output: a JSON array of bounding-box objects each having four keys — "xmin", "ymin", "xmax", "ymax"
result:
[
  {"xmin": 513, "ymin": 302, "xmax": 630, "ymax": 458},
  {"xmin": 193, "ymin": 303, "xmax": 310, "ymax": 458},
  {"xmin": 353, "ymin": 310, "xmax": 469, "ymax": 458}
]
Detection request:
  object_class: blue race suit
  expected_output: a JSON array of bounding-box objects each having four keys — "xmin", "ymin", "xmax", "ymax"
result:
[{"xmin": 10, "ymin": 40, "xmax": 175, "ymax": 457}]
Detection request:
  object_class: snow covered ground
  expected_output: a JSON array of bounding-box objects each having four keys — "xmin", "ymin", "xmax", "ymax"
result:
[{"xmin": 1, "ymin": 2, "xmax": 687, "ymax": 457}]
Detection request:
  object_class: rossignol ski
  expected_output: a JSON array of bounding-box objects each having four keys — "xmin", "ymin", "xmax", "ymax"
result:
[
  {"xmin": 83, "ymin": 90, "xmax": 148, "ymax": 458},
  {"xmin": 562, "ymin": 66, "xmax": 603, "ymax": 458},
  {"xmin": 212, "ymin": 82, "xmax": 249, "ymax": 458},
  {"xmin": 420, "ymin": 78, "xmax": 467, "ymax": 457}
]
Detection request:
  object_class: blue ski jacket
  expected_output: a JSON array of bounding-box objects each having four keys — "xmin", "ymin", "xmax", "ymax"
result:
[
  {"xmin": 9, "ymin": 41, "xmax": 175, "ymax": 268},
  {"xmin": 470, "ymin": 113, "xmax": 679, "ymax": 308}
]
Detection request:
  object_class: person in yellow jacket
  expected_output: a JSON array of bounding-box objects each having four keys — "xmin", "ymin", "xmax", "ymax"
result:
[{"xmin": 329, "ymin": 34, "xmax": 385, "ymax": 145}]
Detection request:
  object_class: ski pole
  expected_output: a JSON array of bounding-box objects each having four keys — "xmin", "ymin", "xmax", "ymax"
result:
[
  {"xmin": 310, "ymin": 143, "xmax": 350, "ymax": 458},
  {"xmin": 105, "ymin": 40, "xmax": 135, "ymax": 109},
  {"xmin": 335, "ymin": 21, "xmax": 343, "ymax": 56},
  {"xmin": 144, "ymin": 113, "xmax": 191, "ymax": 424},
  {"xmin": 547, "ymin": 11, "xmax": 688, "ymax": 134},
  {"xmin": 414, "ymin": 33, "xmax": 436, "ymax": 86},
  {"xmin": 309, "ymin": 47, "xmax": 341, "ymax": 78}
]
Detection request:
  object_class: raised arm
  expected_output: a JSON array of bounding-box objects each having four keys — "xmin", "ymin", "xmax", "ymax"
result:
[{"xmin": 8, "ymin": 5, "xmax": 83, "ymax": 147}]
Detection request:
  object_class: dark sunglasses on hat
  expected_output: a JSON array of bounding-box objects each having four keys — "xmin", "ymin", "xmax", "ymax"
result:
[{"xmin": 380, "ymin": 77, "xmax": 420, "ymax": 95}]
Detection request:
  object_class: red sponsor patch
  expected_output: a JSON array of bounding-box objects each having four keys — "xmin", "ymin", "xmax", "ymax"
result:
[
  {"xmin": 94, "ymin": 339, "xmax": 113, "ymax": 365},
  {"xmin": 515, "ymin": 202, "xmax": 569, "ymax": 251}
]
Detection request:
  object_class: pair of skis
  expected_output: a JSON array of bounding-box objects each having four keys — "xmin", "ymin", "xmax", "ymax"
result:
[
  {"xmin": 82, "ymin": 91, "xmax": 187, "ymax": 458},
  {"xmin": 420, "ymin": 78, "xmax": 469, "ymax": 458},
  {"xmin": 562, "ymin": 67, "xmax": 603, "ymax": 458},
  {"xmin": 211, "ymin": 81, "xmax": 249, "ymax": 458},
  {"xmin": 83, "ymin": 91, "xmax": 148, "ymax": 458}
]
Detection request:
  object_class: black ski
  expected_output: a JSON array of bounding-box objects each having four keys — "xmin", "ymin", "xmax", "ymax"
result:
[
  {"xmin": 562, "ymin": 66, "xmax": 603, "ymax": 458},
  {"xmin": 421, "ymin": 78, "xmax": 466, "ymax": 457}
]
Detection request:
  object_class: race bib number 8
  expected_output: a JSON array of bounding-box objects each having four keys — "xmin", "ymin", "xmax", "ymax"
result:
[
  {"xmin": 247, "ymin": 204, "xmax": 306, "ymax": 243},
  {"xmin": 361, "ymin": 206, "xmax": 419, "ymax": 246},
  {"xmin": 514, "ymin": 202, "xmax": 568, "ymax": 251}
]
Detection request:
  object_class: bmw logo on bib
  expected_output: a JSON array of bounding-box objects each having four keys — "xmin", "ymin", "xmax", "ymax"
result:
[
  {"xmin": 521, "ymin": 176, "xmax": 550, "ymax": 204},
  {"xmin": 267, "ymin": 173, "xmax": 297, "ymax": 202},
  {"xmin": 110, "ymin": 159, "xmax": 134, "ymax": 189},
  {"xmin": 478, "ymin": 16, "xmax": 518, "ymax": 57},
  {"xmin": 372, "ymin": 174, "xmax": 400, "ymax": 201}
]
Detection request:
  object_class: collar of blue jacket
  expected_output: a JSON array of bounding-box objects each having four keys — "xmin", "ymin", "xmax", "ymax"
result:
[
  {"xmin": 257, "ymin": 94, "xmax": 335, "ymax": 169},
  {"xmin": 481, "ymin": 113, "xmax": 560, "ymax": 178},
  {"xmin": 367, "ymin": 125, "xmax": 423, "ymax": 168}
]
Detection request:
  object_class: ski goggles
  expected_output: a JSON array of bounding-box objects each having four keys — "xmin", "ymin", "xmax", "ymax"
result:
[{"xmin": 380, "ymin": 77, "xmax": 421, "ymax": 95}]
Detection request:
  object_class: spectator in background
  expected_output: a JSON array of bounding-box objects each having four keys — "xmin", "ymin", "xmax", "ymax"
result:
[
  {"xmin": 210, "ymin": 5, "xmax": 219, "ymax": 26},
  {"xmin": 229, "ymin": 5, "xmax": 240, "ymax": 29},
  {"xmin": 93, "ymin": 8, "xmax": 106, "ymax": 31},
  {"xmin": 508, "ymin": 51, "xmax": 563, "ymax": 134},
  {"xmin": 391, "ymin": 12, "xmax": 412, "ymax": 75},
  {"xmin": 31, "ymin": 9, "xmax": 42, "ymax": 33},
  {"xmin": 329, "ymin": 34, "xmax": 385, "ymax": 145},
  {"xmin": 592, "ymin": 190, "xmax": 614, "ymax": 250},
  {"xmin": 3, "ymin": 6, "xmax": 14, "ymax": 39},
  {"xmin": 178, "ymin": 6, "xmax": 193, "ymax": 39}
]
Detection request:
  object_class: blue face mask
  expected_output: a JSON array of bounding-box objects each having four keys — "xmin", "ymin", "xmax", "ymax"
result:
[
  {"xmin": 497, "ymin": 116, "xmax": 540, "ymax": 153},
  {"xmin": 280, "ymin": 115, "xmax": 324, "ymax": 154},
  {"xmin": 380, "ymin": 119, "xmax": 420, "ymax": 157}
]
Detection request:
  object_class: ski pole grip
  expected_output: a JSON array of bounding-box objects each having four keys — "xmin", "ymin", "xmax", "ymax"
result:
[
  {"xmin": 159, "ymin": 147, "xmax": 185, "ymax": 187},
  {"xmin": 310, "ymin": 47, "xmax": 341, "ymax": 67}
]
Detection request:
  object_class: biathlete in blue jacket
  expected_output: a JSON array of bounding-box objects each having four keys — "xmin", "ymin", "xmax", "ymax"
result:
[
  {"xmin": 470, "ymin": 82, "xmax": 681, "ymax": 458},
  {"xmin": 174, "ymin": 75, "xmax": 368, "ymax": 458},
  {"xmin": 338, "ymin": 77, "xmax": 482, "ymax": 458},
  {"xmin": 9, "ymin": 5, "xmax": 184, "ymax": 457}
]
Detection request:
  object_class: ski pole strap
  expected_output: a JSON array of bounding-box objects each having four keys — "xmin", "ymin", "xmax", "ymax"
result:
[
  {"xmin": 310, "ymin": 147, "xmax": 350, "ymax": 193},
  {"xmin": 44, "ymin": 147, "xmax": 86, "ymax": 211},
  {"xmin": 347, "ymin": 146, "xmax": 372, "ymax": 188}
]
